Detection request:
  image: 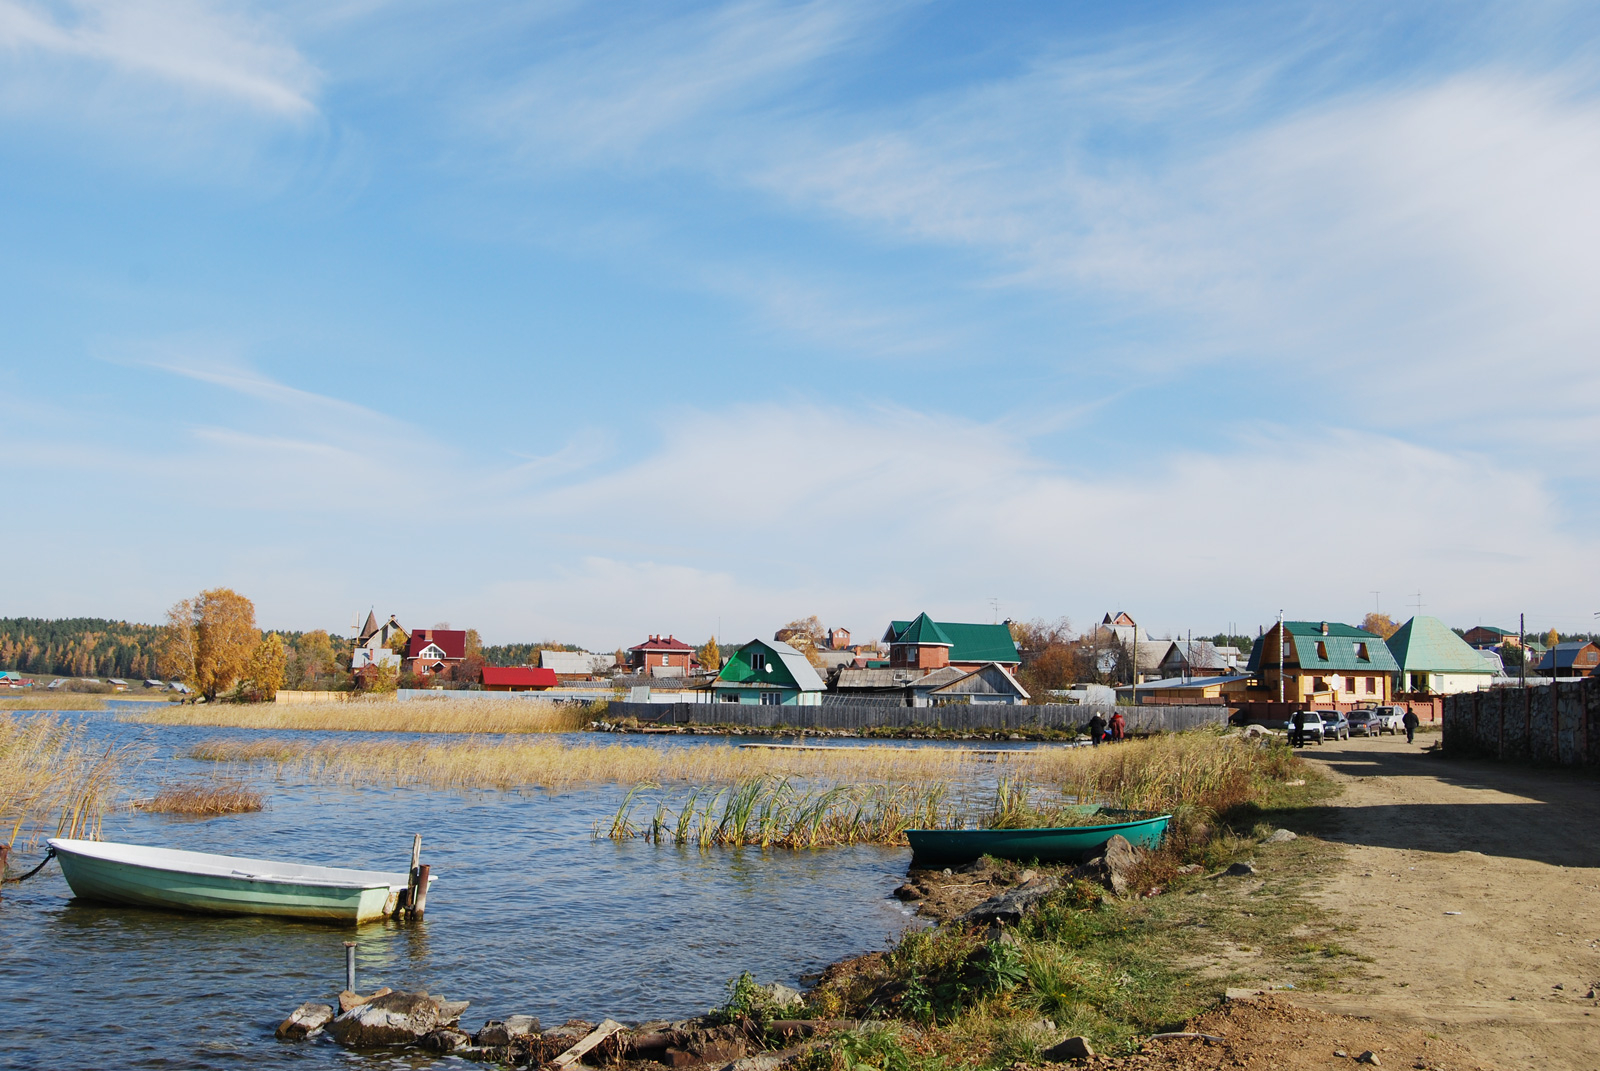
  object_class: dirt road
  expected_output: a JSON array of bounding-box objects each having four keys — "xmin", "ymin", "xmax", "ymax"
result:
[{"xmin": 1290, "ymin": 735, "xmax": 1600, "ymax": 1071}]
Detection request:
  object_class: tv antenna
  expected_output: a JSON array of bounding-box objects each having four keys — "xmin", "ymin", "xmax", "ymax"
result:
[
  {"xmin": 1370, "ymin": 591, "xmax": 1381, "ymax": 612},
  {"xmin": 1411, "ymin": 592, "xmax": 1423, "ymax": 614},
  {"xmin": 989, "ymin": 597, "xmax": 1000, "ymax": 624}
]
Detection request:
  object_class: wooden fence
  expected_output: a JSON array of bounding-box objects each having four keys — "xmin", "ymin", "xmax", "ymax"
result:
[
  {"xmin": 603, "ymin": 700, "xmax": 1230, "ymax": 734},
  {"xmin": 1442, "ymin": 678, "xmax": 1599, "ymax": 765}
]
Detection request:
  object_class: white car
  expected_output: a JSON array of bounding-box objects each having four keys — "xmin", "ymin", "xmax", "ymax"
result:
[{"xmin": 1368, "ymin": 706, "xmax": 1405, "ymax": 734}]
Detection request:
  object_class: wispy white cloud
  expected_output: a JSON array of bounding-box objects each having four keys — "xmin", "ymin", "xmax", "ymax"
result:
[{"xmin": 0, "ymin": 0, "xmax": 319, "ymax": 115}]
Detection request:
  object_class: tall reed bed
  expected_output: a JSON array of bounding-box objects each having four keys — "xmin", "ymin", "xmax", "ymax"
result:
[
  {"xmin": 0, "ymin": 694, "xmax": 113, "ymax": 711},
  {"xmin": 1, "ymin": 712, "xmax": 138, "ymax": 845},
  {"xmin": 127, "ymin": 697, "xmax": 590, "ymax": 735},
  {"xmin": 134, "ymin": 781, "xmax": 264, "ymax": 816},
  {"xmin": 188, "ymin": 737, "xmax": 989, "ymax": 794},
  {"xmin": 604, "ymin": 777, "xmax": 957, "ymax": 849}
]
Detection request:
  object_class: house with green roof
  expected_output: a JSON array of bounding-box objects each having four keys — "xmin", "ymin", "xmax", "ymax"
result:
[
  {"xmin": 1386, "ymin": 616, "xmax": 1497, "ymax": 694},
  {"xmin": 1240, "ymin": 620, "xmax": 1398, "ymax": 705},
  {"xmin": 713, "ymin": 638, "xmax": 827, "ymax": 706},
  {"xmin": 881, "ymin": 613, "xmax": 1021, "ymax": 672}
]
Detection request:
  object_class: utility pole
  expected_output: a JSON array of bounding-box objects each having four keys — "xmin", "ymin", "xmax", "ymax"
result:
[
  {"xmin": 1277, "ymin": 610, "xmax": 1285, "ymax": 705},
  {"xmin": 1519, "ymin": 611, "xmax": 1525, "ymax": 689}
]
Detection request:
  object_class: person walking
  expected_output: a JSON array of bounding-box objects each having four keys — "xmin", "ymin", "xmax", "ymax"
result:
[
  {"xmin": 1088, "ymin": 711, "xmax": 1107, "ymax": 746},
  {"xmin": 1109, "ymin": 710, "xmax": 1126, "ymax": 742},
  {"xmin": 1403, "ymin": 707, "xmax": 1420, "ymax": 744}
]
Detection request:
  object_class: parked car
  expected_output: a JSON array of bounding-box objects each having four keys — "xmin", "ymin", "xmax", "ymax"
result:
[
  {"xmin": 1369, "ymin": 705, "xmax": 1405, "ymax": 734},
  {"xmin": 1347, "ymin": 709, "xmax": 1383, "ymax": 737},
  {"xmin": 1319, "ymin": 711, "xmax": 1351, "ymax": 741},
  {"xmin": 1287, "ymin": 711, "xmax": 1325, "ymax": 744}
]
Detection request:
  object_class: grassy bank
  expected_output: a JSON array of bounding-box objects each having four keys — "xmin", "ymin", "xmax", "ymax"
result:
[
  {"xmin": 127, "ymin": 697, "xmax": 591, "ymax": 735},
  {"xmin": 0, "ymin": 694, "xmax": 116, "ymax": 711},
  {"xmin": 1, "ymin": 712, "xmax": 139, "ymax": 845},
  {"xmin": 757, "ymin": 776, "xmax": 1346, "ymax": 1068}
]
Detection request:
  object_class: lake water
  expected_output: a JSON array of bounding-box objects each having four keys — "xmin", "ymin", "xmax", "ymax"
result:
[{"xmin": 0, "ymin": 707, "xmax": 930, "ymax": 1070}]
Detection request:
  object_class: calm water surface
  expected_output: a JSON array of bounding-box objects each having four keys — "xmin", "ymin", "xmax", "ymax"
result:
[{"xmin": 0, "ymin": 707, "xmax": 933, "ymax": 1070}]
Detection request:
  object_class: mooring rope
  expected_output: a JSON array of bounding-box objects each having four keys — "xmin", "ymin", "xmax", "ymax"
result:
[{"xmin": 2, "ymin": 846, "xmax": 56, "ymax": 884}]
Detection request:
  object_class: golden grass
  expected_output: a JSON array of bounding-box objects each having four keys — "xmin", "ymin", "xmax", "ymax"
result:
[
  {"xmin": 188, "ymin": 736, "xmax": 986, "ymax": 793},
  {"xmin": 134, "ymin": 781, "xmax": 264, "ymax": 816},
  {"xmin": 124, "ymin": 696, "xmax": 590, "ymax": 735},
  {"xmin": 0, "ymin": 694, "xmax": 112, "ymax": 710},
  {"xmin": 1, "ymin": 712, "xmax": 139, "ymax": 846}
]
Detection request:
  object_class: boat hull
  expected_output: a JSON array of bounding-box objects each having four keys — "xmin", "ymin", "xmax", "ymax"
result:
[
  {"xmin": 50, "ymin": 840, "xmax": 411, "ymax": 925},
  {"xmin": 905, "ymin": 814, "xmax": 1172, "ymax": 865}
]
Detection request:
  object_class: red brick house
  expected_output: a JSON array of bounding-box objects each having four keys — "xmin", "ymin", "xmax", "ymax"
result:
[
  {"xmin": 406, "ymin": 629, "xmax": 467, "ymax": 676},
  {"xmin": 482, "ymin": 666, "xmax": 558, "ymax": 692},
  {"xmin": 627, "ymin": 634, "xmax": 696, "ymax": 678},
  {"xmin": 827, "ymin": 627, "xmax": 852, "ymax": 650}
]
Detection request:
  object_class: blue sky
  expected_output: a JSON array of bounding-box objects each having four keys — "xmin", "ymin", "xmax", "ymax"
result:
[{"xmin": 3, "ymin": 0, "xmax": 1598, "ymax": 647}]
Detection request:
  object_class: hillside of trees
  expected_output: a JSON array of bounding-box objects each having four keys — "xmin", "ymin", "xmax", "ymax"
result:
[
  {"xmin": 481, "ymin": 641, "xmax": 584, "ymax": 667},
  {"xmin": 0, "ymin": 617, "xmax": 168, "ymax": 679}
]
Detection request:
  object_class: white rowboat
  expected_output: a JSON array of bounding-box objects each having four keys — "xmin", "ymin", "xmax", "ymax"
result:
[{"xmin": 48, "ymin": 839, "xmax": 434, "ymax": 925}]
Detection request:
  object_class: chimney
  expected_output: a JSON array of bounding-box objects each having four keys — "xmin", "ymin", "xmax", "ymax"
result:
[{"xmin": 1320, "ymin": 622, "xmax": 1329, "ymax": 635}]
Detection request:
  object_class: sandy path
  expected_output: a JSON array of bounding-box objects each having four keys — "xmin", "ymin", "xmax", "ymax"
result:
[{"xmin": 1291, "ymin": 735, "xmax": 1600, "ymax": 1071}]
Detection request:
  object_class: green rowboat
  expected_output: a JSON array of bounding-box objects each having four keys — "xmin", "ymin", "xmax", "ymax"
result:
[
  {"xmin": 904, "ymin": 812, "xmax": 1171, "ymax": 865},
  {"xmin": 49, "ymin": 839, "xmax": 432, "ymax": 925}
]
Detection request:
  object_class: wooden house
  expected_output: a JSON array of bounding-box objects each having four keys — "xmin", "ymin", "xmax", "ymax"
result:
[{"xmin": 713, "ymin": 639, "xmax": 826, "ymax": 705}]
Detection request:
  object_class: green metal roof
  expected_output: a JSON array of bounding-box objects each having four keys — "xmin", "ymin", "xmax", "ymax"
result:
[
  {"xmin": 1248, "ymin": 621, "xmax": 1399, "ymax": 673},
  {"xmin": 894, "ymin": 612, "xmax": 953, "ymax": 647},
  {"xmin": 885, "ymin": 617, "xmax": 1020, "ymax": 664},
  {"xmin": 715, "ymin": 638, "xmax": 826, "ymax": 691},
  {"xmin": 1387, "ymin": 616, "xmax": 1495, "ymax": 674}
]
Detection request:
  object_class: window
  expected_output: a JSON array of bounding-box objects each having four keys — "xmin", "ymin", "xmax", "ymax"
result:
[
  {"xmin": 1312, "ymin": 676, "xmax": 1326, "ymax": 693},
  {"xmin": 720, "ymin": 692, "xmax": 738, "ymax": 703},
  {"xmin": 1355, "ymin": 642, "xmax": 1369, "ymax": 661},
  {"xmin": 1315, "ymin": 641, "xmax": 1328, "ymax": 661},
  {"xmin": 760, "ymin": 691, "xmax": 781, "ymax": 705},
  {"xmin": 1344, "ymin": 677, "xmax": 1356, "ymax": 693},
  {"xmin": 661, "ymin": 654, "xmax": 669, "ymax": 666},
  {"xmin": 1363, "ymin": 677, "xmax": 1374, "ymax": 694},
  {"xmin": 750, "ymin": 652, "xmax": 767, "ymax": 671}
]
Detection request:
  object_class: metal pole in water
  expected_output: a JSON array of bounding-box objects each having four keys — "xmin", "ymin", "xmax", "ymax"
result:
[{"xmin": 344, "ymin": 941, "xmax": 357, "ymax": 992}]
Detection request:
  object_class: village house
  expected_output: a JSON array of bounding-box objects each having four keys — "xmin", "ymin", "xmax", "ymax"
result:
[
  {"xmin": 1235, "ymin": 620, "xmax": 1398, "ymax": 706},
  {"xmin": 626, "ymin": 634, "xmax": 697, "ymax": 678},
  {"xmin": 1386, "ymin": 616, "xmax": 1497, "ymax": 695},
  {"xmin": 1462, "ymin": 624, "xmax": 1520, "ymax": 649},
  {"xmin": 351, "ymin": 611, "xmax": 405, "ymax": 672},
  {"xmin": 906, "ymin": 663, "xmax": 1030, "ymax": 706},
  {"xmin": 1537, "ymin": 641, "xmax": 1600, "ymax": 679},
  {"xmin": 406, "ymin": 628, "xmax": 467, "ymax": 676},
  {"xmin": 1156, "ymin": 639, "xmax": 1241, "ymax": 678},
  {"xmin": 1090, "ymin": 612, "xmax": 1165, "ymax": 682},
  {"xmin": 827, "ymin": 627, "xmax": 852, "ymax": 650},
  {"xmin": 881, "ymin": 613, "xmax": 1021, "ymax": 672},
  {"xmin": 481, "ymin": 666, "xmax": 558, "ymax": 692},
  {"xmin": 539, "ymin": 650, "xmax": 617, "ymax": 679},
  {"xmin": 713, "ymin": 639, "xmax": 826, "ymax": 705}
]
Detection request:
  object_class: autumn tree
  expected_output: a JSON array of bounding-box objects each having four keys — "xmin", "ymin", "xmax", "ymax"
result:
[
  {"xmin": 241, "ymin": 633, "xmax": 287, "ymax": 702},
  {"xmin": 777, "ymin": 616, "xmax": 829, "ymax": 667},
  {"xmin": 697, "ymin": 637, "xmax": 721, "ymax": 671},
  {"xmin": 1361, "ymin": 613, "xmax": 1398, "ymax": 639},
  {"xmin": 1547, "ymin": 628, "xmax": 1560, "ymax": 650},
  {"xmin": 386, "ymin": 628, "xmax": 410, "ymax": 656},
  {"xmin": 160, "ymin": 588, "xmax": 260, "ymax": 700}
]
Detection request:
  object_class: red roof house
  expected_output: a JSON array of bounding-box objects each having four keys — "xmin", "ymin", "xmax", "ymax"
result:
[
  {"xmin": 407, "ymin": 629, "xmax": 467, "ymax": 676},
  {"xmin": 481, "ymin": 666, "xmax": 558, "ymax": 692},
  {"xmin": 627, "ymin": 634, "xmax": 696, "ymax": 678}
]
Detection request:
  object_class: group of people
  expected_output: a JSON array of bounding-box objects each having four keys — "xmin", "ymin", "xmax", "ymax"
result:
[{"xmin": 1086, "ymin": 710, "xmax": 1126, "ymax": 744}]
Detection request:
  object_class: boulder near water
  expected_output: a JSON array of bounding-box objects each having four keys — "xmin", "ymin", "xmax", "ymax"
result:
[
  {"xmin": 275, "ymin": 1002, "xmax": 335, "ymax": 1040},
  {"xmin": 326, "ymin": 990, "xmax": 470, "ymax": 1048}
]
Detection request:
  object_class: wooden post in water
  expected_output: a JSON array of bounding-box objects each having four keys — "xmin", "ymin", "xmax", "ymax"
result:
[
  {"xmin": 401, "ymin": 834, "xmax": 423, "ymax": 920},
  {"xmin": 344, "ymin": 941, "xmax": 357, "ymax": 992},
  {"xmin": 412, "ymin": 864, "xmax": 430, "ymax": 917}
]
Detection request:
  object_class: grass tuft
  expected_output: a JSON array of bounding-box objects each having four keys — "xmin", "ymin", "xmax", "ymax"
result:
[
  {"xmin": 1, "ymin": 712, "xmax": 140, "ymax": 845},
  {"xmin": 134, "ymin": 781, "xmax": 264, "ymax": 816}
]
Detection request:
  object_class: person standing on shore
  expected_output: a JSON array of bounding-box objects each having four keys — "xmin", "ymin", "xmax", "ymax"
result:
[
  {"xmin": 1088, "ymin": 711, "xmax": 1107, "ymax": 746},
  {"xmin": 1403, "ymin": 707, "xmax": 1419, "ymax": 744},
  {"xmin": 1109, "ymin": 710, "xmax": 1126, "ymax": 742},
  {"xmin": 1290, "ymin": 710, "xmax": 1306, "ymax": 747}
]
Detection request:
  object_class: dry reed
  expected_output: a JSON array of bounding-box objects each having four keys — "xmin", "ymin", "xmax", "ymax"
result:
[
  {"xmin": 134, "ymin": 781, "xmax": 265, "ymax": 816},
  {"xmin": 125, "ymin": 696, "xmax": 590, "ymax": 735},
  {"xmin": 605, "ymin": 777, "xmax": 956, "ymax": 849},
  {"xmin": 0, "ymin": 694, "xmax": 113, "ymax": 711},
  {"xmin": 1, "ymin": 712, "xmax": 139, "ymax": 846},
  {"xmin": 189, "ymin": 737, "xmax": 991, "ymax": 793}
]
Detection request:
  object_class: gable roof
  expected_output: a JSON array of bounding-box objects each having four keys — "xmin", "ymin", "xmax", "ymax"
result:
[
  {"xmin": 481, "ymin": 666, "xmax": 558, "ymax": 688},
  {"xmin": 1247, "ymin": 621, "xmax": 1399, "ymax": 673},
  {"xmin": 1387, "ymin": 616, "xmax": 1495, "ymax": 675},
  {"xmin": 883, "ymin": 617, "xmax": 1020, "ymax": 664},
  {"xmin": 717, "ymin": 638, "xmax": 826, "ymax": 691},
  {"xmin": 357, "ymin": 609, "xmax": 381, "ymax": 643},
  {"xmin": 1537, "ymin": 641, "xmax": 1600, "ymax": 671},
  {"xmin": 919, "ymin": 662, "xmax": 1031, "ymax": 700},
  {"xmin": 1464, "ymin": 625, "xmax": 1515, "ymax": 637},
  {"xmin": 406, "ymin": 629, "xmax": 467, "ymax": 659},
  {"xmin": 1161, "ymin": 639, "xmax": 1233, "ymax": 671}
]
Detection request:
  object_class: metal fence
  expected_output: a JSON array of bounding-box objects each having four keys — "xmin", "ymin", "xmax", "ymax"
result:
[
  {"xmin": 1442, "ymin": 678, "xmax": 1598, "ymax": 765},
  {"xmin": 603, "ymin": 700, "xmax": 1230, "ymax": 733}
]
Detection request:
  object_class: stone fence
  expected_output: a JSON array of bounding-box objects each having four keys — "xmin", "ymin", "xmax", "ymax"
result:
[
  {"xmin": 1442, "ymin": 678, "xmax": 1599, "ymax": 765},
  {"xmin": 604, "ymin": 700, "xmax": 1230, "ymax": 733}
]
